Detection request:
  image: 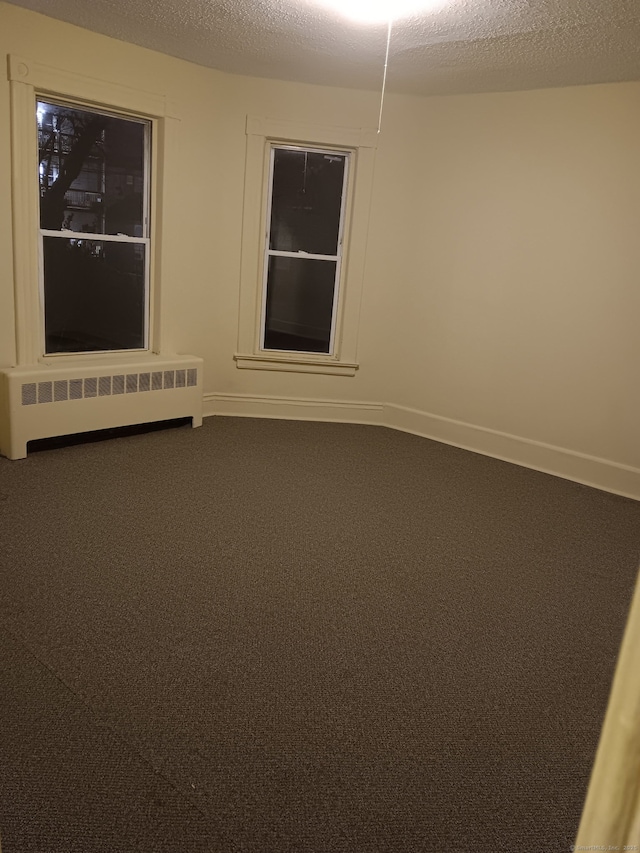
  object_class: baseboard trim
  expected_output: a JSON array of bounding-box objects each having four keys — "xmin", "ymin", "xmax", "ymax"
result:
[
  {"xmin": 384, "ymin": 403, "xmax": 640, "ymax": 501},
  {"xmin": 203, "ymin": 392, "xmax": 384, "ymax": 425},
  {"xmin": 202, "ymin": 393, "xmax": 640, "ymax": 501}
]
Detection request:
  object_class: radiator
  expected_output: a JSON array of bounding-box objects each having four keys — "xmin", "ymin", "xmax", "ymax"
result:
[{"xmin": 0, "ymin": 354, "xmax": 203, "ymax": 460}]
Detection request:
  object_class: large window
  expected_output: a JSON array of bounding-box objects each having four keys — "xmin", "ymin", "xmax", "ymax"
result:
[
  {"xmin": 262, "ymin": 145, "xmax": 349, "ymax": 355},
  {"xmin": 37, "ymin": 100, "xmax": 150, "ymax": 355},
  {"xmin": 235, "ymin": 117, "xmax": 377, "ymax": 377},
  {"xmin": 8, "ymin": 55, "xmax": 173, "ymax": 367}
]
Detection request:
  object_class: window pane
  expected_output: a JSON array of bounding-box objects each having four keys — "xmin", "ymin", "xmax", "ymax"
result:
[
  {"xmin": 264, "ymin": 256, "xmax": 337, "ymax": 354},
  {"xmin": 269, "ymin": 148, "xmax": 346, "ymax": 256},
  {"xmin": 43, "ymin": 237, "xmax": 146, "ymax": 354},
  {"xmin": 37, "ymin": 100, "xmax": 147, "ymax": 237}
]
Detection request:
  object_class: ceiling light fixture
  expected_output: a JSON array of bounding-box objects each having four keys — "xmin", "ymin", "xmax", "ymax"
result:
[
  {"xmin": 319, "ymin": 0, "xmax": 439, "ymax": 25},
  {"xmin": 315, "ymin": 0, "xmax": 441, "ymax": 132}
]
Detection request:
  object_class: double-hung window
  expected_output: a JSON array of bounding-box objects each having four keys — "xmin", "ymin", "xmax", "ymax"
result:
[
  {"xmin": 37, "ymin": 99, "xmax": 150, "ymax": 355},
  {"xmin": 235, "ymin": 117, "xmax": 377, "ymax": 377},
  {"xmin": 262, "ymin": 145, "xmax": 349, "ymax": 355},
  {"xmin": 6, "ymin": 54, "xmax": 172, "ymax": 367}
]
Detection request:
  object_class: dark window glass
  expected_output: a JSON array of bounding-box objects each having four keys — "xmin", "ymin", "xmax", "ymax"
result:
[
  {"xmin": 43, "ymin": 237, "xmax": 146, "ymax": 353},
  {"xmin": 269, "ymin": 149, "xmax": 346, "ymax": 256},
  {"xmin": 37, "ymin": 100, "xmax": 147, "ymax": 237},
  {"xmin": 264, "ymin": 256, "xmax": 337, "ymax": 354}
]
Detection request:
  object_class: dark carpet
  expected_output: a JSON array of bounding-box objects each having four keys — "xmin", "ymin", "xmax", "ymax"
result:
[{"xmin": 1, "ymin": 417, "xmax": 639, "ymax": 852}]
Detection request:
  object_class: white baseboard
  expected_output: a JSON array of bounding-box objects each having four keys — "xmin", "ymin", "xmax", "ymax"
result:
[
  {"xmin": 384, "ymin": 403, "xmax": 640, "ymax": 502},
  {"xmin": 203, "ymin": 392, "xmax": 384, "ymax": 425},
  {"xmin": 203, "ymin": 393, "xmax": 640, "ymax": 501}
]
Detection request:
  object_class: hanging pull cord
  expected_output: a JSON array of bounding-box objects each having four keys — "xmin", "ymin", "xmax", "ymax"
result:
[{"xmin": 377, "ymin": 18, "xmax": 393, "ymax": 134}]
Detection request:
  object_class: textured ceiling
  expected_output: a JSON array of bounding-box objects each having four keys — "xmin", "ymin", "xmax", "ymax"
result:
[{"xmin": 5, "ymin": 0, "xmax": 640, "ymax": 95}]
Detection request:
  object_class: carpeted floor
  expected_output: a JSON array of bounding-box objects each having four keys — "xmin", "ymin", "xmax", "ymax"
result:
[{"xmin": 1, "ymin": 417, "xmax": 639, "ymax": 852}]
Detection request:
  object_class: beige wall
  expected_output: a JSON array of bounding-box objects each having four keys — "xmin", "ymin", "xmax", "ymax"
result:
[
  {"xmin": 370, "ymin": 84, "xmax": 640, "ymax": 469},
  {"xmin": 1, "ymin": 1, "xmax": 638, "ymax": 478}
]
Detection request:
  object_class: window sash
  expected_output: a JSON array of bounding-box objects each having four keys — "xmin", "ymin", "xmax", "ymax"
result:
[
  {"xmin": 259, "ymin": 144, "xmax": 350, "ymax": 355},
  {"xmin": 36, "ymin": 100, "xmax": 152, "ymax": 356},
  {"xmin": 40, "ymin": 230, "xmax": 149, "ymax": 244},
  {"xmin": 39, "ymin": 235, "xmax": 150, "ymax": 356},
  {"xmin": 268, "ymin": 249, "xmax": 339, "ymax": 262}
]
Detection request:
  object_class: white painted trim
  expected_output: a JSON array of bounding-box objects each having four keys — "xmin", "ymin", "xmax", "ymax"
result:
[
  {"xmin": 246, "ymin": 116, "xmax": 378, "ymax": 150},
  {"xmin": 202, "ymin": 393, "xmax": 640, "ymax": 500},
  {"xmin": 260, "ymin": 143, "xmax": 349, "ymax": 357},
  {"xmin": 40, "ymin": 230, "xmax": 149, "ymax": 244},
  {"xmin": 149, "ymin": 113, "xmax": 180, "ymax": 353},
  {"xmin": 7, "ymin": 54, "xmax": 176, "ymax": 365},
  {"xmin": 575, "ymin": 567, "xmax": 640, "ymax": 847},
  {"xmin": 203, "ymin": 392, "xmax": 383, "ymax": 423},
  {"xmin": 268, "ymin": 250, "xmax": 340, "ymax": 261},
  {"xmin": 233, "ymin": 354, "xmax": 358, "ymax": 376},
  {"xmin": 8, "ymin": 55, "xmax": 168, "ymax": 117},
  {"xmin": 237, "ymin": 116, "xmax": 377, "ymax": 376},
  {"xmin": 10, "ymin": 77, "xmax": 42, "ymax": 364},
  {"xmin": 384, "ymin": 402, "xmax": 640, "ymax": 501}
]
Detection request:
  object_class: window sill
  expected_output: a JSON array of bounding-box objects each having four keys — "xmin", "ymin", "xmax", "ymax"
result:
[
  {"xmin": 39, "ymin": 349, "xmax": 149, "ymax": 366},
  {"xmin": 31, "ymin": 352, "xmax": 196, "ymax": 372},
  {"xmin": 234, "ymin": 353, "xmax": 358, "ymax": 377}
]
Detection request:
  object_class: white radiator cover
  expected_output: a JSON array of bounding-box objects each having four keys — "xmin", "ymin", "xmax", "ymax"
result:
[{"xmin": 0, "ymin": 354, "xmax": 203, "ymax": 459}]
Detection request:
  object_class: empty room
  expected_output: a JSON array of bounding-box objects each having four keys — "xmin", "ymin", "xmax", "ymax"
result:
[{"xmin": 1, "ymin": 0, "xmax": 640, "ymax": 850}]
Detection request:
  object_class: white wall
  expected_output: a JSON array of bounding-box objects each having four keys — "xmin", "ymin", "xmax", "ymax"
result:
[
  {"xmin": 368, "ymin": 86, "xmax": 640, "ymax": 470},
  {"xmin": 1, "ymin": 1, "xmax": 638, "ymax": 494}
]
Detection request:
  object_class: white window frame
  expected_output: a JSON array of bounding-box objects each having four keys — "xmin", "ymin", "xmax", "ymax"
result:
[
  {"xmin": 37, "ymin": 99, "xmax": 152, "ymax": 356},
  {"xmin": 235, "ymin": 117, "xmax": 378, "ymax": 377},
  {"xmin": 260, "ymin": 143, "xmax": 350, "ymax": 357},
  {"xmin": 7, "ymin": 54, "xmax": 179, "ymax": 366}
]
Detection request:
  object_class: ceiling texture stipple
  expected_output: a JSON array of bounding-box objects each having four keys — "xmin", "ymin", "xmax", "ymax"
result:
[{"xmin": 5, "ymin": 0, "xmax": 640, "ymax": 95}]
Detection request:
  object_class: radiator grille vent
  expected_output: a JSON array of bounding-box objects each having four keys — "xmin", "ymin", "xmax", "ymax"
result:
[
  {"xmin": 54, "ymin": 380, "xmax": 69, "ymax": 402},
  {"xmin": 38, "ymin": 382, "xmax": 53, "ymax": 404},
  {"xmin": 21, "ymin": 368, "xmax": 198, "ymax": 406}
]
